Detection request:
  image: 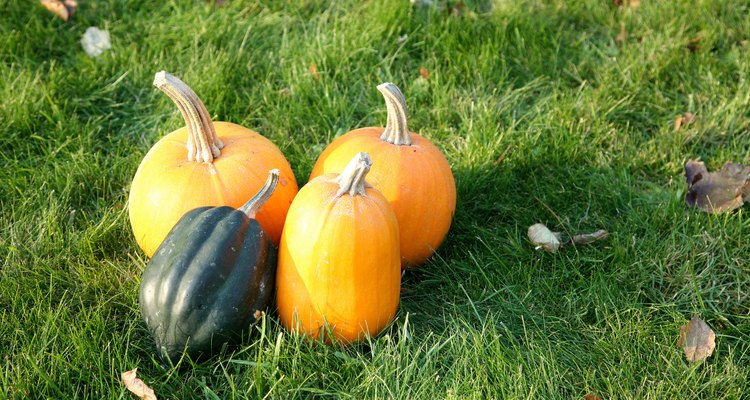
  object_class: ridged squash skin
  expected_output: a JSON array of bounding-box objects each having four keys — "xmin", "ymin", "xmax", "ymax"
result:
[
  {"xmin": 310, "ymin": 128, "xmax": 456, "ymax": 267},
  {"xmin": 139, "ymin": 206, "xmax": 276, "ymax": 363},
  {"xmin": 276, "ymin": 161, "xmax": 401, "ymax": 343},
  {"xmin": 129, "ymin": 122, "xmax": 298, "ymax": 257},
  {"xmin": 129, "ymin": 72, "xmax": 298, "ymax": 258},
  {"xmin": 309, "ymin": 83, "xmax": 456, "ymax": 268}
]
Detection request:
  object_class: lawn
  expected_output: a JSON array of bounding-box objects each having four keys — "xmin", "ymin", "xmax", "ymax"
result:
[{"xmin": 1, "ymin": 0, "xmax": 749, "ymax": 398}]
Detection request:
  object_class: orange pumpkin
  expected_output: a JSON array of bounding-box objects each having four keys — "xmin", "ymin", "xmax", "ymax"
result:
[
  {"xmin": 310, "ymin": 83, "xmax": 456, "ymax": 267},
  {"xmin": 276, "ymin": 152, "xmax": 400, "ymax": 343},
  {"xmin": 128, "ymin": 71, "xmax": 298, "ymax": 257}
]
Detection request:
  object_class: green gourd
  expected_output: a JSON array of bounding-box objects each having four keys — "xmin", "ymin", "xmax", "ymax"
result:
[{"xmin": 139, "ymin": 170, "xmax": 280, "ymax": 363}]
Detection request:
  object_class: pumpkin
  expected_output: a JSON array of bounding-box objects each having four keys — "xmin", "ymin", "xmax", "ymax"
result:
[
  {"xmin": 140, "ymin": 170, "xmax": 280, "ymax": 363},
  {"xmin": 128, "ymin": 71, "xmax": 298, "ymax": 257},
  {"xmin": 276, "ymin": 152, "xmax": 400, "ymax": 343},
  {"xmin": 310, "ymin": 83, "xmax": 456, "ymax": 267}
]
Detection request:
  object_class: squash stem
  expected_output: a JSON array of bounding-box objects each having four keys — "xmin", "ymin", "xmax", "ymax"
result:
[
  {"xmin": 153, "ymin": 71, "xmax": 224, "ymax": 163},
  {"xmin": 239, "ymin": 169, "xmax": 280, "ymax": 218},
  {"xmin": 334, "ymin": 152, "xmax": 372, "ymax": 197},
  {"xmin": 377, "ymin": 83, "xmax": 411, "ymax": 146}
]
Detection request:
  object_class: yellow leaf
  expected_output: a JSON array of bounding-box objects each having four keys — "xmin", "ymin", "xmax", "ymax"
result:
[{"xmin": 40, "ymin": 0, "xmax": 77, "ymax": 21}]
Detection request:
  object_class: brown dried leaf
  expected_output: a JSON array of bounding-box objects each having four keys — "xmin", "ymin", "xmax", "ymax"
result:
[
  {"xmin": 310, "ymin": 63, "xmax": 320, "ymax": 81},
  {"xmin": 615, "ymin": 22, "xmax": 627, "ymax": 44},
  {"xmin": 685, "ymin": 160, "xmax": 750, "ymax": 213},
  {"xmin": 683, "ymin": 112, "xmax": 696, "ymax": 125},
  {"xmin": 674, "ymin": 116, "xmax": 683, "ymax": 132},
  {"xmin": 687, "ymin": 35, "xmax": 701, "ymax": 52},
  {"xmin": 451, "ymin": 0, "xmax": 465, "ymax": 16},
  {"xmin": 614, "ymin": 0, "xmax": 639, "ymax": 9},
  {"xmin": 40, "ymin": 0, "xmax": 77, "ymax": 21},
  {"xmin": 678, "ymin": 316, "xmax": 716, "ymax": 363},
  {"xmin": 675, "ymin": 112, "xmax": 696, "ymax": 131},
  {"xmin": 122, "ymin": 369, "xmax": 157, "ymax": 400},
  {"xmin": 419, "ymin": 66, "xmax": 430, "ymax": 80},
  {"xmin": 572, "ymin": 230, "xmax": 609, "ymax": 245},
  {"xmin": 585, "ymin": 394, "xmax": 603, "ymax": 400},
  {"xmin": 528, "ymin": 223, "xmax": 562, "ymax": 253}
]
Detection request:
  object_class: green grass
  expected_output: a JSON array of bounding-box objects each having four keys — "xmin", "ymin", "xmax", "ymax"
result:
[{"xmin": 2, "ymin": 0, "xmax": 749, "ymax": 398}]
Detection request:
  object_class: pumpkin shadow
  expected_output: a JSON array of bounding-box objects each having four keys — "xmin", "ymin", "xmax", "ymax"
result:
[{"xmin": 395, "ymin": 151, "xmax": 653, "ymax": 340}]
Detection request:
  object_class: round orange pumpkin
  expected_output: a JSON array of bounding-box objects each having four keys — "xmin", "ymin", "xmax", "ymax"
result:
[
  {"xmin": 129, "ymin": 71, "xmax": 298, "ymax": 257},
  {"xmin": 276, "ymin": 152, "xmax": 401, "ymax": 343},
  {"xmin": 310, "ymin": 83, "xmax": 456, "ymax": 267}
]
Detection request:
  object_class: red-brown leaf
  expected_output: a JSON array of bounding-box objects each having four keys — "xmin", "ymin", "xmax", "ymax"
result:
[
  {"xmin": 419, "ymin": 66, "xmax": 430, "ymax": 80},
  {"xmin": 310, "ymin": 63, "xmax": 320, "ymax": 81}
]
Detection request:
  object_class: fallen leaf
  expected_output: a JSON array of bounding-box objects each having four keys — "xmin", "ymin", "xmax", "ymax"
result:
[
  {"xmin": 310, "ymin": 63, "xmax": 320, "ymax": 81},
  {"xmin": 687, "ymin": 35, "xmax": 701, "ymax": 52},
  {"xmin": 419, "ymin": 67, "xmax": 430, "ymax": 80},
  {"xmin": 674, "ymin": 112, "xmax": 696, "ymax": 132},
  {"xmin": 685, "ymin": 160, "xmax": 750, "ymax": 213},
  {"xmin": 615, "ymin": 22, "xmax": 627, "ymax": 44},
  {"xmin": 614, "ymin": 0, "xmax": 639, "ymax": 9},
  {"xmin": 572, "ymin": 230, "xmax": 609, "ymax": 245},
  {"xmin": 683, "ymin": 112, "xmax": 696, "ymax": 124},
  {"xmin": 678, "ymin": 316, "xmax": 716, "ymax": 363},
  {"xmin": 122, "ymin": 369, "xmax": 158, "ymax": 400},
  {"xmin": 451, "ymin": 0, "xmax": 465, "ymax": 16},
  {"xmin": 528, "ymin": 223, "xmax": 562, "ymax": 253},
  {"xmin": 584, "ymin": 394, "xmax": 603, "ymax": 400},
  {"xmin": 40, "ymin": 0, "xmax": 77, "ymax": 21},
  {"xmin": 81, "ymin": 27, "xmax": 112, "ymax": 57}
]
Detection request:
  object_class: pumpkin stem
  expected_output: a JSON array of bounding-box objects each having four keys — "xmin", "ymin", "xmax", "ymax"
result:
[
  {"xmin": 378, "ymin": 83, "xmax": 411, "ymax": 146},
  {"xmin": 239, "ymin": 169, "xmax": 280, "ymax": 218},
  {"xmin": 334, "ymin": 152, "xmax": 372, "ymax": 197},
  {"xmin": 153, "ymin": 71, "xmax": 224, "ymax": 163}
]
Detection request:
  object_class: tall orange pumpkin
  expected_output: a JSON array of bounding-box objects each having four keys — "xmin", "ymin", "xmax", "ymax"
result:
[
  {"xmin": 128, "ymin": 71, "xmax": 298, "ymax": 257},
  {"xmin": 310, "ymin": 83, "xmax": 456, "ymax": 267},
  {"xmin": 276, "ymin": 152, "xmax": 400, "ymax": 343}
]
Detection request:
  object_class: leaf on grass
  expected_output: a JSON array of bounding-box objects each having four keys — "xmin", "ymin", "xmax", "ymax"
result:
[
  {"xmin": 674, "ymin": 112, "xmax": 696, "ymax": 131},
  {"xmin": 529, "ymin": 223, "xmax": 609, "ymax": 253},
  {"xmin": 40, "ymin": 0, "xmax": 77, "ymax": 21},
  {"xmin": 678, "ymin": 316, "xmax": 716, "ymax": 363},
  {"xmin": 572, "ymin": 230, "xmax": 609, "ymax": 245},
  {"xmin": 687, "ymin": 35, "xmax": 701, "ymax": 52},
  {"xmin": 685, "ymin": 160, "xmax": 750, "ymax": 214},
  {"xmin": 528, "ymin": 223, "xmax": 563, "ymax": 253},
  {"xmin": 614, "ymin": 0, "xmax": 639, "ymax": 9},
  {"xmin": 584, "ymin": 394, "xmax": 603, "ymax": 400},
  {"xmin": 419, "ymin": 67, "xmax": 430, "ymax": 80},
  {"xmin": 122, "ymin": 369, "xmax": 157, "ymax": 400},
  {"xmin": 310, "ymin": 63, "xmax": 320, "ymax": 81},
  {"xmin": 615, "ymin": 22, "xmax": 627, "ymax": 44}
]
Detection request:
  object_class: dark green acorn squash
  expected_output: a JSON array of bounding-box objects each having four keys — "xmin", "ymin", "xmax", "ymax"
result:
[{"xmin": 139, "ymin": 170, "xmax": 280, "ymax": 363}]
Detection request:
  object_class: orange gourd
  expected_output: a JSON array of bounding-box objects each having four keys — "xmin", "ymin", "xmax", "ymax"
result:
[
  {"xmin": 310, "ymin": 83, "xmax": 456, "ymax": 267},
  {"xmin": 128, "ymin": 71, "xmax": 298, "ymax": 257},
  {"xmin": 276, "ymin": 152, "xmax": 400, "ymax": 343}
]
